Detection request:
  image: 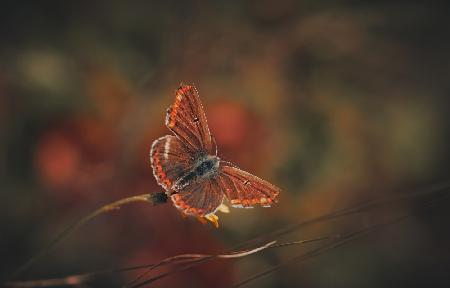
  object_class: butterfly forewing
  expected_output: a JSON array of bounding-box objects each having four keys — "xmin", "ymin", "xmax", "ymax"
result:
[
  {"xmin": 218, "ymin": 163, "xmax": 280, "ymax": 208},
  {"xmin": 150, "ymin": 135, "xmax": 194, "ymax": 190},
  {"xmin": 171, "ymin": 178, "xmax": 224, "ymax": 216},
  {"xmin": 165, "ymin": 85, "xmax": 214, "ymax": 154}
]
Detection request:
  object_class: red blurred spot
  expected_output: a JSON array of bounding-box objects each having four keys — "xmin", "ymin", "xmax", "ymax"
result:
[
  {"xmin": 208, "ymin": 102, "xmax": 248, "ymax": 147},
  {"xmin": 34, "ymin": 132, "xmax": 81, "ymax": 189},
  {"xmin": 207, "ymin": 101, "xmax": 272, "ymax": 172},
  {"xmin": 33, "ymin": 116, "xmax": 117, "ymax": 202}
]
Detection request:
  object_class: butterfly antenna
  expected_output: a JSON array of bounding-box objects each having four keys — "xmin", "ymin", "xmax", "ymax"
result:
[
  {"xmin": 220, "ymin": 160, "xmax": 238, "ymax": 168},
  {"xmin": 212, "ymin": 135, "xmax": 218, "ymax": 156}
]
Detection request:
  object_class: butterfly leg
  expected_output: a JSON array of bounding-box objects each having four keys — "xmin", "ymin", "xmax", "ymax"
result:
[
  {"xmin": 204, "ymin": 214, "xmax": 219, "ymax": 228},
  {"xmin": 217, "ymin": 203, "xmax": 230, "ymax": 213}
]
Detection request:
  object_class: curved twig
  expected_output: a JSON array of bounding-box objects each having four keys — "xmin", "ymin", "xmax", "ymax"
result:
[
  {"xmin": 4, "ymin": 236, "xmax": 335, "ymax": 288},
  {"xmin": 130, "ymin": 181, "xmax": 450, "ymax": 287},
  {"xmin": 10, "ymin": 192, "xmax": 168, "ymax": 280}
]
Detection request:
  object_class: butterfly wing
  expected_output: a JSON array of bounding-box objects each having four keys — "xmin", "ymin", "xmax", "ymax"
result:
[
  {"xmin": 150, "ymin": 135, "xmax": 194, "ymax": 190},
  {"xmin": 218, "ymin": 163, "xmax": 280, "ymax": 208},
  {"xmin": 165, "ymin": 84, "xmax": 214, "ymax": 154},
  {"xmin": 171, "ymin": 178, "xmax": 224, "ymax": 217}
]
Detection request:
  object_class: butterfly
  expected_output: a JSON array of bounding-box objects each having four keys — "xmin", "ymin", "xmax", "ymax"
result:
[{"xmin": 150, "ymin": 84, "xmax": 280, "ymax": 227}]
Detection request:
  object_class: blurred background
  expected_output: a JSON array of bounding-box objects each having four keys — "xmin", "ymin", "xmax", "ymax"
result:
[{"xmin": 1, "ymin": 1, "xmax": 450, "ymax": 287}]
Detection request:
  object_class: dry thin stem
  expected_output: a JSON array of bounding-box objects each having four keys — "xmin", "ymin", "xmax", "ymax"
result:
[
  {"xmin": 8, "ymin": 182, "xmax": 450, "ymax": 287},
  {"xmin": 130, "ymin": 181, "xmax": 450, "ymax": 287},
  {"xmin": 11, "ymin": 193, "xmax": 167, "ymax": 280},
  {"xmin": 4, "ymin": 275, "xmax": 90, "ymax": 288},
  {"xmin": 127, "ymin": 237, "xmax": 336, "ymax": 288},
  {"xmin": 232, "ymin": 215, "xmax": 409, "ymax": 287},
  {"xmin": 5, "ymin": 236, "xmax": 334, "ymax": 288},
  {"xmin": 231, "ymin": 192, "xmax": 450, "ymax": 287},
  {"xmin": 124, "ymin": 240, "xmax": 277, "ymax": 288},
  {"xmin": 128, "ymin": 236, "xmax": 336, "ymax": 288},
  {"xmin": 236, "ymin": 181, "xmax": 450, "ymax": 250}
]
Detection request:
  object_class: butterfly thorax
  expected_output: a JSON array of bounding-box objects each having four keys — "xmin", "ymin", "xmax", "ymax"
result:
[{"xmin": 173, "ymin": 154, "xmax": 220, "ymax": 191}]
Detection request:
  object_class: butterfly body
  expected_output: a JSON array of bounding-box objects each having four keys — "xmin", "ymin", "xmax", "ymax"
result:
[
  {"xmin": 173, "ymin": 154, "xmax": 220, "ymax": 191},
  {"xmin": 150, "ymin": 84, "xmax": 280, "ymax": 226}
]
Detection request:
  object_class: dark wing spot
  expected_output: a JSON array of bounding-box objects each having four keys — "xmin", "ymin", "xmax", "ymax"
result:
[
  {"xmin": 243, "ymin": 180, "xmax": 250, "ymax": 185},
  {"xmin": 193, "ymin": 117, "xmax": 199, "ymax": 123}
]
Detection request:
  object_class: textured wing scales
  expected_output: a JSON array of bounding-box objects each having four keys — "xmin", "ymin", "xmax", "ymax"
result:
[
  {"xmin": 165, "ymin": 84, "xmax": 214, "ymax": 154},
  {"xmin": 150, "ymin": 135, "xmax": 193, "ymax": 190},
  {"xmin": 171, "ymin": 178, "xmax": 224, "ymax": 217},
  {"xmin": 218, "ymin": 163, "xmax": 280, "ymax": 208}
]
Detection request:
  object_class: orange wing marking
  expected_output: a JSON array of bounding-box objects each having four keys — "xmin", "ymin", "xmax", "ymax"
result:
[
  {"xmin": 171, "ymin": 194, "xmax": 205, "ymax": 216},
  {"xmin": 230, "ymin": 197, "xmax": 274, "ymax": 208},
  {"xmin": 152, "ymin": 152, "xmax": 172, "ymax": 188},
  {"xmin": 168, "ymin": 85, "xmax": 192, "ymax": 128},
  {"xmin": 171, "ymin": 193, "xmax": 221, "ymax": 228}
]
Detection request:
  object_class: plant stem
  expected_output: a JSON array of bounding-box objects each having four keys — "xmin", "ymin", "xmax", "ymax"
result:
[{"xmin": 11, "ymin": 192, "xmax": 167, "ymax": 280}]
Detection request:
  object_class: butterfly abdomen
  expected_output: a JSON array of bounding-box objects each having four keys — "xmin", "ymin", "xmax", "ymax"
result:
[{"xmin": 173, "ymin": 155, "xmax": 219, "ymax": 191}]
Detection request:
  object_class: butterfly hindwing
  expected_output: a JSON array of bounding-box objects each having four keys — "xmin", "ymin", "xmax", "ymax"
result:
[
  {"xmin": 150, "ymin": 135, "xmax": 194, "ymax": 190},
  {"xmin": 165, "ymin": 84, "xmax": 214, "ymax": 154},
  {"xmin": 218, "ymin": 163, "xmax": 280, "ymax": 208},
  {"xmin": 171, "ymin": 178, "xmax": 224, "ymax": 216}
]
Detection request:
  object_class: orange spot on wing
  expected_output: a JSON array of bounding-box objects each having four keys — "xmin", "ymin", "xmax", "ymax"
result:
[
  {"xmin": 168, "ymin": 85, "xmax": 193, "ymax": 128},
  {"xmin": 171, "ymin": 193, "xmax": 206, "ymax": 217},
  {"xmin": 230, "ymin": 196, "xmax": 276, "ymax": 207},
  {"xmin": 152, "ymin": 152, "xmax": 171, "ymax": 188}
]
